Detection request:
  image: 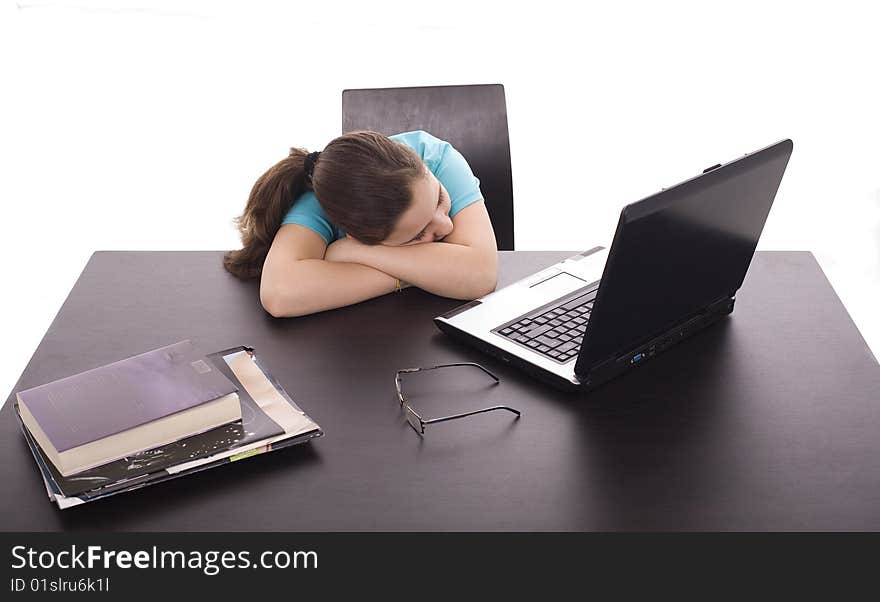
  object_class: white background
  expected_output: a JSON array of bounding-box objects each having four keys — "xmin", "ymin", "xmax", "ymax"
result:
[{"xmin": 1, "ymin": 0, "xmax": 878, "ymax": 404}]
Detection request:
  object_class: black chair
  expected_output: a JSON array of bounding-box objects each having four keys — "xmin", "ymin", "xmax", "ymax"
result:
[{"xmin": 342, "ymin": 84, "xmax": 515, "ymax": 250}]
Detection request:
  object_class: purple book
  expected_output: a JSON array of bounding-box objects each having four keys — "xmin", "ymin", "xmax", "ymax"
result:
[{"xmin": 16, "ymin": 340, "xmax": 238, "ymax": 452}]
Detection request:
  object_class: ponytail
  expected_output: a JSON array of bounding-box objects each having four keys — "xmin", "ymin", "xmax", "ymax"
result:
[{"xmin": 223, "ymin": 147, "xmax": 311, "ymax": 280}]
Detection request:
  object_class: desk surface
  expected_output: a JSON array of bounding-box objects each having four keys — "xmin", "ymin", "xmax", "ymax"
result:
[{"xmin": 2, "ymin": 251, "xmax": 879, "ymax": 531}]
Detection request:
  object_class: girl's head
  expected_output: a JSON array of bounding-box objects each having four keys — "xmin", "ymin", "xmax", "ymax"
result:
[{"xmin": 223, "ymin": 130, "xmax": 453, "ymax": 280}]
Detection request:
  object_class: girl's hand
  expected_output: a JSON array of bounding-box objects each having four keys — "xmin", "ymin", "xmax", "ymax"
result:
[{"xmin": 324, "ymin": 235, "xmax": 369, "ymax": 264}]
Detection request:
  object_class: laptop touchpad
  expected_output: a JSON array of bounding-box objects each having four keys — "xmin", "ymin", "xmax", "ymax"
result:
[{"xmin": 528, "ymin": 271, "xmax": 585, "ymax": 297}]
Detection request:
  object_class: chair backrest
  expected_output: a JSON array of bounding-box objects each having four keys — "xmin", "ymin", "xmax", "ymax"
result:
[{"xmin": 342, "ymin": 84, "xmax": 515, "ymax": 250}]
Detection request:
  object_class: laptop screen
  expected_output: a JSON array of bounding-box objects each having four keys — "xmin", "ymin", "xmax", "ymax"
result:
[{"xmin": 576, "ymin": 140, "xmax": 793, "ymax": 374}]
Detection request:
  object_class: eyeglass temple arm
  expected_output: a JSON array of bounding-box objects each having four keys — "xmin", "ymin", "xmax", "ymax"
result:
[
  {"xmin": 423, "ymin": 405, "xmax": 521, "ymax": 426},
  {"xmin": 396, "ymin": 362, "xmax": 500, "ymax": 382},
  {"xmin": 395, "ymin": 363, "xmax": 501, "ymax": 403}
]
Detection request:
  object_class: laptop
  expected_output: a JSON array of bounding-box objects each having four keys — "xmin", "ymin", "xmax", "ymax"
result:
[{"xmin": 434, "ymin": 139, "xmax": 793, "ymax": 392}]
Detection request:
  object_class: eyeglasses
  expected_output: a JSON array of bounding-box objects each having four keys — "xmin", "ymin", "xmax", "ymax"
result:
[{"xmin": 395, "ymin": 362, "xmax": 521, "ymax": 436}]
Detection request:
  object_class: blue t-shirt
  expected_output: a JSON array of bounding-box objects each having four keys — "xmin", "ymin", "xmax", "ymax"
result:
[{"xmin": 280, "ymin": 130, "xmax": 483, "ymax": 244}]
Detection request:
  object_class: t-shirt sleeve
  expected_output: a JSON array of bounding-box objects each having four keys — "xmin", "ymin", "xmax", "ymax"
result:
[
  {"xmin": 279, "ymin": 191, "xmax": 340, "ymax": 245},
  {"xmin": 392, "ymin": 130, "xmax": 483, "ymax": 218}
]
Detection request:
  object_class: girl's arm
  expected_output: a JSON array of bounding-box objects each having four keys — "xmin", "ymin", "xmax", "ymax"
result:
[
  {"xmin": 260, "ymin": 224, "xmax": 399, "ymax": 317},
  {"xmin": 324, "ymin": 200, "xmax": 498, "ymax": 300}
]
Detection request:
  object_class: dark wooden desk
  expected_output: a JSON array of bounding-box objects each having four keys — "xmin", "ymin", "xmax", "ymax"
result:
[{"xmin": 2, "ymin": 251, "xmax": 878, "ymax": 531}]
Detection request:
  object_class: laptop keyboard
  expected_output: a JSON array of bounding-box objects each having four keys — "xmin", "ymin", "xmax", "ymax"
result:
[{"xmin": 493, "ymin": 288, "xmax": 597, "ymax": 363}]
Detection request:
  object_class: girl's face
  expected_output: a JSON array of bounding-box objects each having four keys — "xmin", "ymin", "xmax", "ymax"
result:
[{"xmin": 382, "ymin": 168, "xmax": 454, "ymax": 246}]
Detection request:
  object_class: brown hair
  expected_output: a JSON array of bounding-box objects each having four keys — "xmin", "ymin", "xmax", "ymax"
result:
[{"xmin": 223, "ymin": 130, "xmax": 425, "ymax": 280}]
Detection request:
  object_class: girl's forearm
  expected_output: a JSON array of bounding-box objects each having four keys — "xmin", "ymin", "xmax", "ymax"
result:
[
  {"xmin": 353, "ymin": 242, "xmax": 497, "ymax": 300},
  {"xmin": 262, "ymin": 259, "xmax": 398, "ymax": 317}
]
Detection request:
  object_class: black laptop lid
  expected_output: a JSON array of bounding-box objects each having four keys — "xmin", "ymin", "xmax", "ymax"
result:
[{"xmin": 575, "ymin": 139, "xmax": 793, "ymax": 376}]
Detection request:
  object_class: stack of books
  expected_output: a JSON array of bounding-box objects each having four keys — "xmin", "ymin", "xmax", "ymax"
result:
[{"xmin": 14, "ymin": 340, "xmax": 323, "ymax": 508}]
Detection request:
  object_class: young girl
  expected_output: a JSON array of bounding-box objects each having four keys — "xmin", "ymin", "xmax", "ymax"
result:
[{"xmin": 224, "ymin": 130, "xmax": 498, "ymax": 317}]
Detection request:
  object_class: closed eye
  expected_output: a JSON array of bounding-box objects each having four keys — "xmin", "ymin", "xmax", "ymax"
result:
[
  {"xmin": 412, "ymin": 192, "xmax": 443, "ymax": 242},
  {"xmin": 404, "ymin": 181, "xmax": 446, "ymax": 245}
]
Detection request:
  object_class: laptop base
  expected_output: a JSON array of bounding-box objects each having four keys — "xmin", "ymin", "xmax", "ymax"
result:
[
  {"xmin": 434, "ymin": 296, "xmax": 735, "ymax": 393},
  {"xmin": 579, "ymin": 296, "xmax": 735, "ymax": 391}
]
